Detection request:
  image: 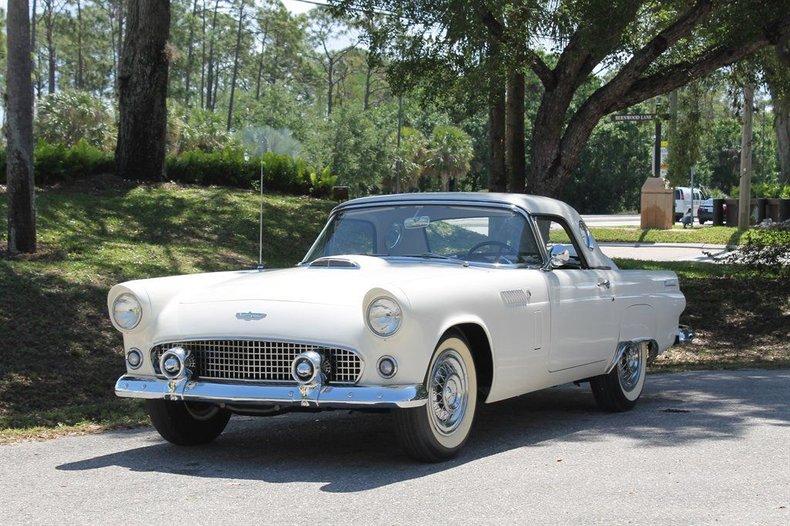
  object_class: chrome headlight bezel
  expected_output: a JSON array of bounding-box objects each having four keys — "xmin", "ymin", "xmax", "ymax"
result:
[
  {"xmin": 366, "ymin": 296, "xmax": 403, "ymax": 337},
  {"xmin": 111, "ymin": 292, "xmax": 143, "ymax": 331}
]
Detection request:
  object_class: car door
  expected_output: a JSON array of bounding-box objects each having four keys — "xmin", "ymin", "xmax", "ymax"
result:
[{"xmin": 534, "ymin": 216, "xmax": 619, "ymax": 372}]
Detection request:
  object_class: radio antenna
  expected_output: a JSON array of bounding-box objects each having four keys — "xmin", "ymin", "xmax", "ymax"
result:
[{"xmin": 257, "ymin": 156, "xmax": 265, "ymax": 271}]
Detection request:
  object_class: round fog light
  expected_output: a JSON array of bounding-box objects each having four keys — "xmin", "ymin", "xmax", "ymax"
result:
[
  {"xmin": 126, "ymin": 348, "xmax": 142, "ymax": 369},
  {"xmin": 291, "ymin": 351, "xmax": 322, "ymax": 384},
  {"xmin": 296, "ymin": 360, "xmax": 314, "ymax": 379},
  {"xmin": 159, "ymin": 347, "xmax": 190, "ymax": 380},
  {"xmin": 163, "ymin": 356, "xmax": 181, "ymax": 375},
  {"xmin": 377, "ymin": 356, "xmax": 397, "ymax": 379}
]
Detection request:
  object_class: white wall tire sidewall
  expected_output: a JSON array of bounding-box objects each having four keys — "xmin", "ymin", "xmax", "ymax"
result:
[
  {"xmin": 620, "ymin": 344, "xmax": 646, "ymax": 402},
  {"xmin": 425, "ymin": 337, "xmax": 477, "ymax": 450}
]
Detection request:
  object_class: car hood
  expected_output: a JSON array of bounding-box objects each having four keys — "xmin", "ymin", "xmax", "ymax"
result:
[{"xmin": 174, "ymin": 255, "xmax": 489, "ymax": 307}]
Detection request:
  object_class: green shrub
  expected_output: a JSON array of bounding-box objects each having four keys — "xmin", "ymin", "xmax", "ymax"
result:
[
  {"xmin": 167, "ymin": 148, "xmax": 332, "ymax": 195},
  {"xmin": 1, "ymin": 143, "xmax": 335, "ymax": 197},
  {"xmin": 731, "ymin": 183, "xmax": 790, "ymax": 199},
  {"xmin": 309, "ymin": 166, "xmax": 338, "ymax": 196},
  {"xmin": 0, "ymin": 141, "xmax": 114, "ymax": 185}
]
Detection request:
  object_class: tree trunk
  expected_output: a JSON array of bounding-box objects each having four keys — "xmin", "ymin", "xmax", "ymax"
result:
[
  {"xmin": 110, "ymin": 0, "xmax": 125, "ymax": 96},
  {"xmin": 226, "ymin": 0, "xmax": 245, "ymax": 131},
  {"xmin": 76, "ymin": 0, "xmax": 84, "ymax": 89},
  {"xmin": 738, "ymin": 84, "xmax": 754, "ymax": 229},
  {"xmin": 200, "ymin": 0, "xmax": 207, "ymax": 108},
  {"xmin": 31, "ymin": 0, "xmax": 39, "ymax": 98},
  {"xmin": 327, "ymin": 60, "xmax": 334, "ymax": 115},
  {"xmin": 255, "ymin": 20, "xmax": 269, "ymax": 100},
  {"xmin": 506, "ymin": 70, "xmax": 525, "ymax": 192},
  {"xmin": 184, "ymin": 0, "xmax": 199, "ymax": 106},
  {"xmin": 45, "ymin": 3, "xmax": 55, "ymax": 94},
  {"xmin": 363, "ymin": 62, "xmax": 373, "ymax": 110},
  {"xmin": 116, "ymin": 0, "xmax": 170, "ymax": 182},
  {"xmin": 527, "ymin": 83, "xmax": 578, "ymax": 195},
  {"xmin": 205, "ymin": 0, "xmax": 220, "ymax": 111},
  {"xmin": 487, "ymin": 42, "xmax": 506, "ymax": 192},
  {"xmin": 768, "ymin": 84, "xmax": 790, "ymax": 185},
  {"xmin": 6, "ymin": 0, "xmax": 36, "ymax": 254}
]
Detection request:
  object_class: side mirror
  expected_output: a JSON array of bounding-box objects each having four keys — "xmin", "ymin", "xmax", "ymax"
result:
[{"xmin": 544, "ymin": 246, "xmax": 570, "ymax": 270}]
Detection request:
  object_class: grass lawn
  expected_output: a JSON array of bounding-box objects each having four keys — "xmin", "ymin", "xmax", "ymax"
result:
[
  {"xmin": 589, "ymin": 226, "xmax": 749, "ymax": 245},
  {"xmin": 0, "ymin": 179, "xmax": 787, "ymax": 442}
]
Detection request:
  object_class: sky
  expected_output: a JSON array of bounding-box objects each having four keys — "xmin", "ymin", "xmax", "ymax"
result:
[{"xmin": 0, "ymin": 0, "xmax": 316, "ymax": 15}]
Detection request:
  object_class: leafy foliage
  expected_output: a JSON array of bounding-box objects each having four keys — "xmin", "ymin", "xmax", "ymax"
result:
[
  {"xmin": 423, "ymin": 125, "xmax": 474, "ymax": 191},
  {"xmin": 35, "ymin": 91, "xmax": 116, "ymax": 151}
]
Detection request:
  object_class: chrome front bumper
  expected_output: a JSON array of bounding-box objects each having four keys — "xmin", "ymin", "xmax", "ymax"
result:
[{"xmin": 115, "ymin": 375, "xmax": 428, "ymax": 409}]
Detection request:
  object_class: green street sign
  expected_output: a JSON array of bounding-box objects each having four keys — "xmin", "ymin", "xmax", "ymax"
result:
[{"xmin": 611, "ymin": 113, "xmax": 657, "ymax": 122}]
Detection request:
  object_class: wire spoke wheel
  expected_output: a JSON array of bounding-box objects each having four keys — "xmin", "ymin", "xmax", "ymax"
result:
[
  {"xmin": 618, "ymin": 343, "xmax": 643, "ymax": 393},
  {"xmin": 428, "ymin": 349, "xmax": 468, "ymax": 436}
]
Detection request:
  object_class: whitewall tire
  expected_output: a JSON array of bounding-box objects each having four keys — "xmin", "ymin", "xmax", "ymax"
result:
[
  {"xmin": 590, "ymin": 341, "xmax": 647, "ymax": 412},
  {"xmin": 394, "ymin": 332, "xmax": 478, "ymax": 462}
]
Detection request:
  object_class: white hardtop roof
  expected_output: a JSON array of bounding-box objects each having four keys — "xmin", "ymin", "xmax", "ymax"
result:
[
  {"xmin": 334, "ymin": 192, "xmax": 616, "ymax": 269},
  {"xmin": 335, "ymin": 192, "xmax": 580, "ymax": 218}
]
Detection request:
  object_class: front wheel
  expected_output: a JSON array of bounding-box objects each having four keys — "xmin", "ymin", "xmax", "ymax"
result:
[
  {"xmin": 145, "ymin": 399, "xmax": 231, "ymax": 446},
  {"xmin": 394, "ymin": 332, "xmax": 478, "ymax": 462},
  {"xmin": 590, "ymin": 341, "xmax": 647, "ymax": 412}
]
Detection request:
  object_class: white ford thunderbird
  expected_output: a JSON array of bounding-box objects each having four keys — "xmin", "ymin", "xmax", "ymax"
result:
[{"xmin": 110, "ymin": 193, "xmax": 691, "ymax": 462}]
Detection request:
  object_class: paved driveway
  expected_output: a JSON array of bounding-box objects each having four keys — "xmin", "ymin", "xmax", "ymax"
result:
[{"xmin": 1, "ymin": 370, "xmax": 787, "ymax": 525}]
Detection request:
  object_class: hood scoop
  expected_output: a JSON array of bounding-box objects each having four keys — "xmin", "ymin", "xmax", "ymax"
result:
[{"xmin": 308, "ymin": 257, "xmax": 360, "ymax": 269}]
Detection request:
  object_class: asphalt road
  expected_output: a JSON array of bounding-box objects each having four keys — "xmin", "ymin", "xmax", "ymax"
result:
[
  {"xmin": 581, "ymin": 214, "xmax": 641, "ymax": 227},
  {"xmin": 598, "ymin": 242, "xmax": 730, "ymax": 262},
  {"xmin": 1, "ymin": 370, "xmax": 788, "ymax": 525}
]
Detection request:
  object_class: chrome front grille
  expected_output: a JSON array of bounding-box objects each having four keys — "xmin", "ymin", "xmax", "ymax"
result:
[{"xmin": 150, "ymin": 340, "xmax": 363, "ymax": 385}]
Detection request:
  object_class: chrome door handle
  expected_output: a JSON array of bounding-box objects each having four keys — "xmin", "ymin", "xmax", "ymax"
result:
[{"xmin": 596, "ymin": 279, "xmax": 611, "ymax": 289}]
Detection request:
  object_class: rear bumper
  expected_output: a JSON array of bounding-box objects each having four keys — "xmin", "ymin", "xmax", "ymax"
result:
[{"xmin": 115, "ymin": 375, "xmax": 427, "ymax": 409}]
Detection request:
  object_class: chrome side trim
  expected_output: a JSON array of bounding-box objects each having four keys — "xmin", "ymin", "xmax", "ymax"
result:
[{"xmin": 115, "ymin": 375, "xmax": 428, "ymax": 409}]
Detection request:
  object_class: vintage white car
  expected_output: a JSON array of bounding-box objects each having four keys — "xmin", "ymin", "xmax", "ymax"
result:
[{"xmin": 110, "ymin": 193, "xmax": 691, "ymax": 462}]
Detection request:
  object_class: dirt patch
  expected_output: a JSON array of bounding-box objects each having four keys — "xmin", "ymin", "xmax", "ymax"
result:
[{"xmin": 651, "ymin": 274, "xmax": 790, "ymax": 371}]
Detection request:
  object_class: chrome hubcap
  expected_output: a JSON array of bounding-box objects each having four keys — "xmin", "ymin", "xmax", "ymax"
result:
[
  {"xmin": 428, "ymin": 350, "xmax": 468, "ymax": 435},
  {"xmin": 618, "ymin": 343, "xmax": 643, "ymax": 392}
]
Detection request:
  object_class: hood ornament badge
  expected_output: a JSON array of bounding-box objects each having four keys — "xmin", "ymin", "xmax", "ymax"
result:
[{"xmin": 236, "ymin": 312, "xmax": 267, "ymax": 321}]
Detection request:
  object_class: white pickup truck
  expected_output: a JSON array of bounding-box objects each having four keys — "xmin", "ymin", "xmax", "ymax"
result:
[{"xmin": 110, "ymin": 192, "xmax": 691, "ymax": 461}]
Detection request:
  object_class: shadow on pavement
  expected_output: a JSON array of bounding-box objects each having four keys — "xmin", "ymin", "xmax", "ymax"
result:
[{"xmin": 57, "ymin": 370, "xmax": 788, "ymax": 493}]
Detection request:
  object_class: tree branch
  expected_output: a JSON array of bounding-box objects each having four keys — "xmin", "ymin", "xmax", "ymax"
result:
[
  {"xmin": 473, "ymin": 1, "xmax": 554, "ymax": 87},
  {"xmin": 560, "ymin": 0, "xmax": 714, "ymax": 145},
  {"xmin": 614, "ymin": 38, "xmax": 770, "ymax": 111}
]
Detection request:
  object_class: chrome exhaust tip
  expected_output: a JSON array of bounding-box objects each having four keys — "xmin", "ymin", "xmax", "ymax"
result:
[{"xmin": 674, "ymin": 325, "xmax": 694, "ymax": 345}]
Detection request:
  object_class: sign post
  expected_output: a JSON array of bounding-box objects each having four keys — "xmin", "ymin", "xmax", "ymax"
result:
[{"xmin": 611, "ymin": 113, "xmax": 668, "ymax": 178}]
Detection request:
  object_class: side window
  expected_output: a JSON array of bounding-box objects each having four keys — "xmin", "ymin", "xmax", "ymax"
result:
[
  {"xmin": 534, "ymin": 216, "xmax": 587, "ymax": 269},
  {"xmin": 325, "ymin": 218, "xmax": 376, "ymax": 256}
]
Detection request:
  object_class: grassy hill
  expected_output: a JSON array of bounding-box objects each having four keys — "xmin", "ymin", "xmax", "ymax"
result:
[
  {"xmin": 0, "ymin": 179, "xmax": 787, "ymax": 442},
  {"xmin": 0, "ymin": 177, "xmax": 334, "ymax": 440}
]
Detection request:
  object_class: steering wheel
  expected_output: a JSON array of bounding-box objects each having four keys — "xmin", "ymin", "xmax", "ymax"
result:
[{"xmin": 467, "ymin": 240, "xmax": 514, "ymax": 264}]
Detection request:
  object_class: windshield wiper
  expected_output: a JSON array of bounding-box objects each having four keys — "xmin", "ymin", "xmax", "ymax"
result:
[{"xmin": 401, "ymin": 253, "xmax": 470, "ymax": 266}]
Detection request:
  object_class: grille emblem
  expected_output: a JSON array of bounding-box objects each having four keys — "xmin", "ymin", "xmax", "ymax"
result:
[{"xmin": 236, "ymin": 311, "xmax": 267, "ymax": 321}]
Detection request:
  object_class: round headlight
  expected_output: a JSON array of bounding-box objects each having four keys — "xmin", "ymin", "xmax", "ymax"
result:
[
  {"xmin": 112, "ymin": 293, "xmax": 142, "ymax": 330},
  {"xmin": 367, "ymin": 297, "xmax": 402, "ymax": 337}
]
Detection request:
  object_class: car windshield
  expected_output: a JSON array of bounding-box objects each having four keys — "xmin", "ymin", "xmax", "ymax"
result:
[{"xmin": 304, "ymin": 204, "xmax": 544, "ymax": 267}]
